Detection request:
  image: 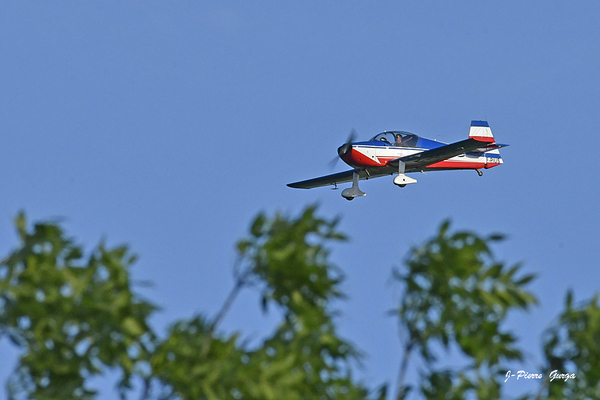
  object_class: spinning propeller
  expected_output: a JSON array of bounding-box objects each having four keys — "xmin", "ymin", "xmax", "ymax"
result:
[{"xmin": 328, "ymin": 129, "xmax": 357, "ymax": 170}]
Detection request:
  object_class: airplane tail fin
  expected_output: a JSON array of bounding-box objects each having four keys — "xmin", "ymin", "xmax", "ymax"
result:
[
  {"xmin": 470, "ymin": 120, "xmax": 506, "ymax": 168},
  {"xmin": 469, "ymin": 120, "xmax": 495, "ymax": 143}
]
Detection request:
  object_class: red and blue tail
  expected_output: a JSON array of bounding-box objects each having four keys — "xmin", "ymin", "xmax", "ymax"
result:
[
  {"xmin": 469, "ymin": 120, "xmax": 505, "ymax": 167},
  {"xmin": 469, "ymin": 120, "xmax": 495, "ymax": 143}
]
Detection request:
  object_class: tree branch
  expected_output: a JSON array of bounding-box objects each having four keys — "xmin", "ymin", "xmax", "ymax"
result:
[
  {"xmin": 396, "ymin": 340, "xmax": 414, "ymax": 400},
  {"xmin": 202, "ymin": 256, "xmax": 252, "ymax": 355}
]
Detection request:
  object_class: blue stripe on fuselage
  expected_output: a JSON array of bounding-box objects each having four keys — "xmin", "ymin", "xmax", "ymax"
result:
[
  {"xmin": 416, "ymin": 137, "xmax": 446, "ymax": 150},
  {"xmin": 480, "ymin": 152, "xmax": 501, "ymax": 159}
]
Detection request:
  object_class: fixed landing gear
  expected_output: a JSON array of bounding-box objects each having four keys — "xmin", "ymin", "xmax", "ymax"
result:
[
  {"xmin": 476, "ymin": 169, "xmax": 483, "ymax": 177},
  {"xmin": 341, "ymin": 171, "xmax": 366, "ymax": 200},
  {"xmin": 393, "ymin": 160, "xmax": 417, "ymax": 187}
]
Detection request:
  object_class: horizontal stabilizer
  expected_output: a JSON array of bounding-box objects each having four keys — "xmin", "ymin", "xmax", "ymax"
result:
[{"xmin": 469, "ymin": 142, "xmax": 509, "ymax": 153}]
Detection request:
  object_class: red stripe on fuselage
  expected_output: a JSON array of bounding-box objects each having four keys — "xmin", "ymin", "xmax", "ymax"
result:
[
  {"xmin": 341, "ymin": 148, "xmax": 386, "ymax": 168},
  {"xmin": 427, "ymin": 160, "xmax": 501, "ymax": 170}
]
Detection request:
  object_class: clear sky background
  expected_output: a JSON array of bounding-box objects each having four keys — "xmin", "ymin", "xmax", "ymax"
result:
[{"xmin": 1, "ymin": 2, "xmax": 599, "ymax": 399}]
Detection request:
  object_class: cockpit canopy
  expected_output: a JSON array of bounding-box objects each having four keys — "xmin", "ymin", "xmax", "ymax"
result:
[{"xmin": 370, "ymin": 131, "xmax": 419, "ymax": 148}]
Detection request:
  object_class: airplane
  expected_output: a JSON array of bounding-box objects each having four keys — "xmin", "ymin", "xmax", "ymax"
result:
[{"xmin": 287, "ymin": 120, "xmax": 507, "ymax": 200}]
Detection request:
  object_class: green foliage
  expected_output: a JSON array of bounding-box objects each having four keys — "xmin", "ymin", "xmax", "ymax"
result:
[
  {"xmin": 150, "ymin": 205, "xmax": 370, "ymax": 400},
  {"xmin": 237, "ymin": 205, "xmax": 347, "ymax": 317},
  {"xmin": 392, "ymin": 220, "xmax": 537, "ymax": 398},
  {"xmin": 0, "ymin": 213, "xmax": 156, "ymax": 400},
  {"xmin": 539, "ymin": 291, "xmax": 600, "ymax": 399},
  {"xmin": 2, "ymin": 209, "xmax": 599, "ymax": 400},
  {"xmin": 150, "ymin": 316, "xmax": 246, "ymax": 400}
]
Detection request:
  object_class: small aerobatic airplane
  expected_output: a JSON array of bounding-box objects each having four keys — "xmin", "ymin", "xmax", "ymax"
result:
[{"xmin": 288, "ymin": 120, "xmax": 507, "ymax": 200}]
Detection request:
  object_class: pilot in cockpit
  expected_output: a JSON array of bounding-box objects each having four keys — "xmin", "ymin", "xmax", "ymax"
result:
[{"xmin": 395, "ymin": 134, "xmax": 403, "ymax": 146}]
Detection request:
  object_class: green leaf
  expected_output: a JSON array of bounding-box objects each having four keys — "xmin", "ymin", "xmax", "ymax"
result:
[
  {"xmin": 566, "ymin": 289, "xmax": 573, "ymax": 308},
  {"xmin": 122, "ymin": 317, "xmax": 144, "ymax": 336},
  {"xmin": 250, "ymin": 213, "xmax": 266, "ymax": 237},
  {"xmin": 515, "ymin": 273, "xmax": 536, "ymax": 286}
]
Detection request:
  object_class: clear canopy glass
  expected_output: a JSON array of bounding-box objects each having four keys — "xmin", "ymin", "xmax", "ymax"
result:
[{"xmin": 370, "ymin": 131, "xmax": 419, "ymax": 147}]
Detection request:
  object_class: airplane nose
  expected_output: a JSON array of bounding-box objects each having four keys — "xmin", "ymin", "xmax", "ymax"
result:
[
  {"xmin": 336, "ymin": 129, "xmax": 357, "ymax": 161},
  {"xmin": 338, "ymin": 142, "xmax": 352, "ymax": 158}
]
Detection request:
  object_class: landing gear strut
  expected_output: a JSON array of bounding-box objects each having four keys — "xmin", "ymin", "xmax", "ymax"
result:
[
  {"xmin": 341, "ymin": 172, "xmax": 366, "ymax": 201},
  {"xmin": 393, "ymin": 160, "xmax": 417, "ymax": 187},
  {"xmin": 476, "ymin": 169, "xmax": 483, "ymax": 177}
]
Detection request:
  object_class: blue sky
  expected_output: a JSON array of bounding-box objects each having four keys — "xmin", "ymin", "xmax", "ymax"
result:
[{"xmin": 1, "ymin": 1, "xmax": 599, "ymax": 398}]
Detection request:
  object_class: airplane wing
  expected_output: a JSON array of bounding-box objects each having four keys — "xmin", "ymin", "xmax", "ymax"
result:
[
  {"xmin": 287, "ymin": 170, "xmax": 356, "ymax": 189},
  {"xmin": 287, "ymin": 168, "xmax": 394, "ymax": 189},
  {"xmin": 388, "ymin": 138, "xmax": 501, "ymax": 170}
]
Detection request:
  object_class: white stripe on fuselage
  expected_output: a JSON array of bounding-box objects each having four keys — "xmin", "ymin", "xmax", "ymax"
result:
[
  {"xmin": 353, "ymin": 145, "xmax": 423, "ymax": 164},
  {"xmin": 353, "ymin": 144, "xmax": 501, "ymax": 166}
]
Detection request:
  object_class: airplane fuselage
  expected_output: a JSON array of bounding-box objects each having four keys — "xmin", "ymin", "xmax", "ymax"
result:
[{"xmin": 341, "ymin": 137, "xmax": 502, "ymax": 171}]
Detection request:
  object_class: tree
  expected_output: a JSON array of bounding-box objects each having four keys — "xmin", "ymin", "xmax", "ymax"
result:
[
  {"xmin": 391, "ymin": 220, "xmax": 537, "ymax": 400},
  {"xmin": 148, "ymin": 206, "xmax": 371, "ymax": 400},
  {"xmin": 535, "ymin": 291, "xmax": 600, "ymax": 400},
  {"xmin": 1, "ymin": 208, "xmax": 599, "ymax": 400},
  {"xmin": 1, "ymin": 207, "xmax": 372, "ymax": 400},
  {"xmin": 0, "ymin": 213, "xmax": 156, "ymax": 400}
]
